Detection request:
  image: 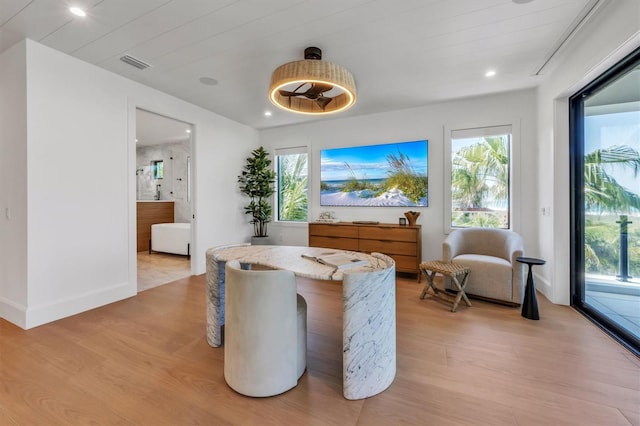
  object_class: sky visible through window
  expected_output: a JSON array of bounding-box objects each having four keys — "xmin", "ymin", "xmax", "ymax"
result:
[{"xmin": 585, "ymin": 110, "xmax": 640, "ymax": 194}]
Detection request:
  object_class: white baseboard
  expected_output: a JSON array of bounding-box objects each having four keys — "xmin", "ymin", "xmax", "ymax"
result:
[
  {"xmin": 533, "ymin": 271, "xmax": 553, "ymax": 302},
  {"xmin": 196, "ymin": 259, "xmax": 206, "ymax": 276},
  {"xmin": 0, "ymin": 297, "xmax": 27, "ymax": 328},
  {"xmin": 22, "ymin": 281, "xmax": 136, "ymax": 329}
]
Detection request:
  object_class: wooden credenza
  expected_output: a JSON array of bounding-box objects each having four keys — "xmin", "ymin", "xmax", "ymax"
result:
[
  {"xmin": 137, "ymin": 201, "xmax": 174, "ymax": 252},
  {"xmin": 308, "ymin": 222, "xmax": 422, "ymax": 280}
]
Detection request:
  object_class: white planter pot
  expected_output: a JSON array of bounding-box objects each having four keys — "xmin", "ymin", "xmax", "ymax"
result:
[{"xmin": 251, "ymin": 236, "xmax": 273, "ymax": 245}]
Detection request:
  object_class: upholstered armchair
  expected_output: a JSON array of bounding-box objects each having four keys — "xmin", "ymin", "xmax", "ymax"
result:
[{"xmin": 443, "ymin": 228, "xmax": 525, "ymax": 306}]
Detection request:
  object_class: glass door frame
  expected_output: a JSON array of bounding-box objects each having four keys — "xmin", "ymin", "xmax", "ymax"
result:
[{"xmin": 569, "ymin": 47, "xmax": 640, "ymax": 357}]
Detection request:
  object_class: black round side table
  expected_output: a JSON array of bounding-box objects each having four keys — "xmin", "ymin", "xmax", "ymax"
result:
[{"xmin": 516, "ymin": 256, "xmax": 546, "ymax": 320}]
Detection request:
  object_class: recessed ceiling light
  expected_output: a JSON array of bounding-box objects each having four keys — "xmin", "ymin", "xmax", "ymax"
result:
[
  {"xmin": 485, "ymin": 70, "xmax": 497, "ymax": 77},
  {"xmin": 69, "ymin": 7, "xmax": 86, "ymax": 17},
  {"xmin": 199, "ymin": 77, "xmax": 218, "ymax": 86},
  {"xmin": 264, "ymin": 111, "xmax": 272, "ymax": 117},
  {"xmin": 186, "ymin": 129, "xmax": 191, "ymax": 134}
]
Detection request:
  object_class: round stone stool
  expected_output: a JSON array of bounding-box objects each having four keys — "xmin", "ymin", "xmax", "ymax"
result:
[{"xmin": 296, "ymin": 294, "xmax": 307, "ymax": 378}]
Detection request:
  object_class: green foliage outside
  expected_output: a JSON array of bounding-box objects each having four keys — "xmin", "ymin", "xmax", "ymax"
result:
[
  {"xmin": 583, "ymin": 144, "xmax": 640, "ymax": 278},
  {"xmin": 584, "ymin": 145, "xmax": 640, "ymax": 214},
  {"xmin": 451, "ymin": 136, "xmax": 509, "ymax": 228},
  {"xmin": 278, "ymin": 153, "xmax": 308, "ymax": 221},
  {"xmin": 585, "ymin": 215, "xmax": 640, "ymax": 277},
  {"xmin": 452, "ymin": 211, "xmax": 503, "ymax": 228}
]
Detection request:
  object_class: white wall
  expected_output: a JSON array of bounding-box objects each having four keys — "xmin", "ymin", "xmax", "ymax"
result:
[
  {"xmin": 25, "ymin": 40, "xmax": 134, "ymax": 326},
  {"xmin": 0, "ymin": 41, "xmax": 28, "ymax": 326},
  {"xmin": 260, "ymin": 89, "xmax": 538, "ymax": 264},
  {"xmin": 0, "ymin": 39, "xmax": 257, "ymax": 328},
  {"xmin": 536, "ymin": 0, "xmax": 640, "ymax": 304}
]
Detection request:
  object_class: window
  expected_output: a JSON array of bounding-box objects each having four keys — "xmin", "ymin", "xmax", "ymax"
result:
[
  {"xmin": 445, "ymin": 125, "xmax": 512, "ymax": 231},
  {"xmin": 275, "ymin": 147, "xmax": 308, "ymax": 222}
]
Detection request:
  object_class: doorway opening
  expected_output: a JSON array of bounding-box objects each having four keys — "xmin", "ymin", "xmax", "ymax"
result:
[{"xmin": 135, "ymin": 108, "xmax": 193, "ymax": 292}]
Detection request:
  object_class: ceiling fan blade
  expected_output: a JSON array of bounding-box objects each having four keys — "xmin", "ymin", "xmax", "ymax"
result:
[
  {"xmin": 305, "ymin": 83, "xmax": 333, "ymax": 97},
  {"xmin": 279, "ymin": 82, "xmax": 311, "ymax": 97},
  {"xmin": 278, "ymin": 89, "xmax": 303, "ymax": 97},
  {"xmin": 316, "ymin": 96, "xmax": 333, "ymax": 109},
  {"xmin": 279, "ymin": 82, "xmax": 334, "ymax": 99}
]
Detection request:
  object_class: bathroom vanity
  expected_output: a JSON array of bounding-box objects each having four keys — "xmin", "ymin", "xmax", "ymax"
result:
[{"xmin": 136, "ymin": 201, "xmax": 174, "ymax": 252}]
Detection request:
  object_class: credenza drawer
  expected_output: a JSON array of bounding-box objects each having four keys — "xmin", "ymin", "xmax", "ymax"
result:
[
  {"xmin": 309, "ymin": 235, "xmax": 359, "ymax": 251},
  {"xmin": 388, "ymin": 255, "xmax": 418, "ymax": 271},
  {"xmin": 359, "ymin": 239, "xmax": 417, "ymax": 256},
  {"xmin": 358, "ymin": 226, "xmax": 417, "ymax": 242},
  {"xmin": 309, "ymin": 224, "xmax": 358, "ymax": 238}
]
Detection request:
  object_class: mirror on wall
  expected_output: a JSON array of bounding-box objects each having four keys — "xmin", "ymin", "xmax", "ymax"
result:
[{"xmin": 151, "ymin": 160, "xmax": 164, "ymax": 179}]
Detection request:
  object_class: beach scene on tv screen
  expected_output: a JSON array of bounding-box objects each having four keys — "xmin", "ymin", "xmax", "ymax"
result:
[{"xmin": 320, "ymin": 140, "xmax": 428, "ymax": 207}]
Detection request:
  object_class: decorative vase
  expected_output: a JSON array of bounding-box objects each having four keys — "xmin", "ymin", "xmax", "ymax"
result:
[{"xmin": 404, "ymin": 211, "xmax": 420, "ymax": 226}]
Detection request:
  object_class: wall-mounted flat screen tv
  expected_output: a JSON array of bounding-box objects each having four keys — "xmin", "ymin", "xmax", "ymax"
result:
[{"xmin": 320, "ymin": 140, "xmax": 428, "ymax": 207}]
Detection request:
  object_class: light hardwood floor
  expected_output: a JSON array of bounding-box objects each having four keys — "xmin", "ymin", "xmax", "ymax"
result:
[
  {"xmin": 137, "ymin": 251, "xmax": 191, "ymax": 292},
  {"xmin": 1, "ymin": 274, "xmax": 638, "ymax": 425}
]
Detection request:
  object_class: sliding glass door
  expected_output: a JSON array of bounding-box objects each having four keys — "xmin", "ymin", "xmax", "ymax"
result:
[{"xmin": 570, "ymin": 48, "xmax": 640, "ymax": 355}]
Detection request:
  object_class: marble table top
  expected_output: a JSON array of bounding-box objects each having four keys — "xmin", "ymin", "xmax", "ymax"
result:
[{"xmin": 210, "ymin": 245, "xmax": 388, "ymax": 281}]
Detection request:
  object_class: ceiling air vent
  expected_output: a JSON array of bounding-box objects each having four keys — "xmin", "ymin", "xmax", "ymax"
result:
[{"xmin": 120, "ymin": 55, "xmax": 152, "ymax": 70}]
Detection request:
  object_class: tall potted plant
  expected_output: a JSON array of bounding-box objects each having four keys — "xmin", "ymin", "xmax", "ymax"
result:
[{"xmin": 238, "ymin": 146, "xmax": 276, "ymax": 242}]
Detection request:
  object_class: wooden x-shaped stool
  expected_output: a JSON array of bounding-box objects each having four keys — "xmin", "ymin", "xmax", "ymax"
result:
[{"xmin": 419, "ymin": 261, "xmax": 471, "ymax": 312}]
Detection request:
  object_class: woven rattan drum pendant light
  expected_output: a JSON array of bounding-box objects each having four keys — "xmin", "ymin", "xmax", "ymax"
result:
[{"xmin": 269, "ymin": 47, "xmax": 356, "ymax": 115}]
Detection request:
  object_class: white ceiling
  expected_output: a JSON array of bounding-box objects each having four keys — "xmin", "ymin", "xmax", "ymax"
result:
[
  {"xmin": 1, "ymin": 0, "xmax": 598, "ymax": 130},
  {"xmin": 136, "ymin": 109, "xmax": 192, "ymax": 146}
]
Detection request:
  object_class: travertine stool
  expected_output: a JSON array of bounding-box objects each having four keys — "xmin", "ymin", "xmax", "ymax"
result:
[{"xmin": 296, "ymin": 294, "xmax": 307, "ymax": 378}]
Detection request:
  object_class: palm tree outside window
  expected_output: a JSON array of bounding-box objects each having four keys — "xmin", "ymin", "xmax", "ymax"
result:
[
  {"xmin": 447, "ymin": 125, "xmax": 512, "ymax": 230},
  {"xmin": 275, "ymin": 146, "xmax": 308, "ymax": 222}
]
